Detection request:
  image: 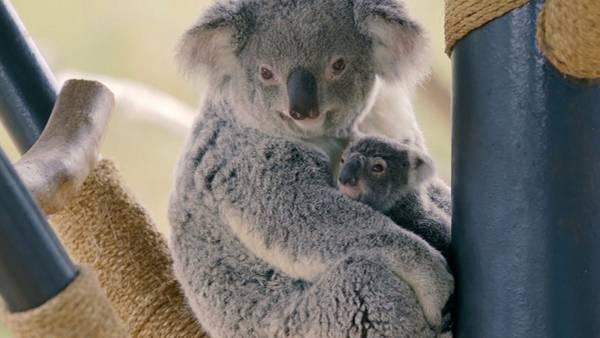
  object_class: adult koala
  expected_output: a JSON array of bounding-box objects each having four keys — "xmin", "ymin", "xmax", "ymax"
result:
[{"xmin": 169, "ymin": 0, "xmax": 453, "ymax": 337}]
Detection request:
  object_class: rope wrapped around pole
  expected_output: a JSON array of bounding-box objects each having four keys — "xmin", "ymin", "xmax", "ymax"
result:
[
  {"xmin": 537, "ymin": 0, "xmax": 600, "ymax": 79},
  {"xmin": 4, "ymin": 78, "xmax": 203, "ymax": 336},
  {"xmin": 49, "ymin": 160, "xmax": 207, "ymax": 338},
  {"xmin": 0, "ymin": 267, "xmax": 128, "ymax": 338},
  {"xmin": 444, "ymin": 0, "xmax": 528, "ymax": 54},
  {"xmin": 446, "ymin": 0, "xmax": 600, "ymax": 79}
]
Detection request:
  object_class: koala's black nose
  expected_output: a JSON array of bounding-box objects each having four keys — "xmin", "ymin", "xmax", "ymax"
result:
[
  {"xmin": 338, "ymin": 158, "xmax": 361, "ymax": 186},
  {"xmin": 287, "ymin": 68, "xmax": 319, "ymax": 120}
]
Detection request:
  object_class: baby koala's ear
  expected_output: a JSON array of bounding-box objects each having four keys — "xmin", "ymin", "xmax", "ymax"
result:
[
  {"xmin": 353, "ymin": 0, "xmax": 431, "ymax": 88},
  {"xmin": 411, "ymin": 150, "xmax": 435, "ymax": 185},
  {"xmin": 177, "ymin": 2, "xmax": 254, "ymax": 82}
]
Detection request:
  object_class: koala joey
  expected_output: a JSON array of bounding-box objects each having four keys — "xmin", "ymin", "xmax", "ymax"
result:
[
  {"xmin": 170, "ymin": 0, "xmax": 453, "ymax": 337},
  {"xmin": 338, "ymin": 136, "xmax": 452, "ymax": 257}
]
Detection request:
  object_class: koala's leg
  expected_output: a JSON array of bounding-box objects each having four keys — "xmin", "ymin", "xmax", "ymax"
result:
[
  {"xmin": 173, "ymin": 228, "xmax": 441, "ymax": 337},
  {"xmin": 276, "ymin": 254, "xmax": 437, "ymax": 338}
]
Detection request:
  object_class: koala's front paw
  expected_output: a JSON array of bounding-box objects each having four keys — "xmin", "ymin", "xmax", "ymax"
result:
[
  {"xmin": 413, "ymin": 251, "xmax": 454, "ymax": 330},
  {"xmin": 384, "ymin": 246, "xmax": 454, "ymax": 330}
]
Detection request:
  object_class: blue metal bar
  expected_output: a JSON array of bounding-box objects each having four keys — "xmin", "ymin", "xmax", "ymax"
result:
[
  {"xmin": 0, "ymin": 0, "xmax": 56, "ymax": 153},
  {"xmin": 0, "ymin": 0, "xmax": 77, "ymax": 312},
  {"xmin": 0, "ymin": 148, "xmax": 77, "ymax": 312},
  {"xmin": 451, "ymin": 1, "xmax": 600, "ymax": 337}
]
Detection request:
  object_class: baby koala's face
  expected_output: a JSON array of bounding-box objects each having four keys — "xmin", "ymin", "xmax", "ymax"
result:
[{"xmin": 337, "ymin": 137, "xmax": 434, "ymax": 212}]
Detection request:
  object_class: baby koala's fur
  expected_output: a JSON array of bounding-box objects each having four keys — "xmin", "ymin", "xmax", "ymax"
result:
[{"xmin": 338, "ymin": 136, "xmax": 451, "ymax": 256}]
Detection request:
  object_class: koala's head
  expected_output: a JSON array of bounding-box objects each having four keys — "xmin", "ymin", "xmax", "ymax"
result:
[
  {"xmin": 337, "ymin": 136, "xmax": 434, "ymax": 212},
  {"xmin": 178, "ymin": 0, "xmax": 429, "ymax": 139}
]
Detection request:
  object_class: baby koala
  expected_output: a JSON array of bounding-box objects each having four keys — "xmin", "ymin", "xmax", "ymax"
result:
[{"xmin": 337, "ymin": 136, "xmax": 451, "ymax": 256}]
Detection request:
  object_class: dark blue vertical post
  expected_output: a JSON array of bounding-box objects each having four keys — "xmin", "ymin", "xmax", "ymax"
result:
[
  {"xmin": 0, "ymin": 0, "xmax": 77, "ymax": 312},
  {"xmin": 451, "ymin": 1, "xmax": 600, "ymax": 337},
  {"xmin": 0, "ymin": 0, "xmax": 56, "ymax": 152},
  {"xmin": 0, "ymin": 148, "xmax": 77, "ymax": 312}
]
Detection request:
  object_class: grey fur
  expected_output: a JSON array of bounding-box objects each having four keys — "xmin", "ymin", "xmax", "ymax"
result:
[
  {"xmin": 170, "ymin": 0, "xmax": 452, "ymax": 337},
  {"xmin": 426, "ymin": 178, "xmax": 452, "ymax": 216},
  {"xmin": 337, "ymin": 136, "xmax": 452, "ymax": 257},
  {"xmin": 387, "ymin": 192, "xmax": 451, "ymax": 258}
]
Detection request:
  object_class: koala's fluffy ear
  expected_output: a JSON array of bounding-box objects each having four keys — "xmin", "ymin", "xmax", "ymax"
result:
[
  {"xmin": 177, "ymin": 2, "xmax": 253, "ymax": 82},
  {"xmin": 353, "ymin": 0, "xmax": 430, "ymax": 87},
  {"xmin": 412, "ymin": 151, "xmax": 435, "ymax": 185}
]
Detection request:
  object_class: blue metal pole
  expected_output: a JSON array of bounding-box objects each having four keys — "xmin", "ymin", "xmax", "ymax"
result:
[
  {"xmin": 0, "ymin": 0, "xmax": 56, "ymax": 153},
  {"xmin": 0, "ymin": 148, "xmax": 77, "ymax": 312},
  {"xmin": 451, "ymin": 1, "xmax": 600, "ymax": 337},
  {"xmin": 0, "ymin": 0, "xmax": 77, "ymax": 312}
]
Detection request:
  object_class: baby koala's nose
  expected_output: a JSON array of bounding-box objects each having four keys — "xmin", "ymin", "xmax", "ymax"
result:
[
  {"xmin": 338, "ymin": 158, "xmax": 361, "ymax": 187},
  {"xmin": 338, "ymin": 172, "xmax": 357, "ymax": 186}
]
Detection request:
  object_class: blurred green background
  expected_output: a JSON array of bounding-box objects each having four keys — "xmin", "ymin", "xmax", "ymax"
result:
[{"xmin": 0, "ymin": 1, "xmax": 450, "ymax": 336}]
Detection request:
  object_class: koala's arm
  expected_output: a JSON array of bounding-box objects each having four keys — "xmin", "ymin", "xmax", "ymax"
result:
[{"xmin": 213, "ymin": 140, "xmax": 453, "ymax": 327}]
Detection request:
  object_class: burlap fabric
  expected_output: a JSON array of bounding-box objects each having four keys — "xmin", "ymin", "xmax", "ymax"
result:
[
  {"xmin": 0, "ymin": 267, "xmax": 128, "ymax": 338},
  {"xmin": 446, "ymin": 0, "xmax": 599, "ymax": 79},
  {"xmin": 537, "ymin": 0, "xmax": 600, "ymax": 79},
  {"xmin": 49, "ymin": 159, "xmax": 206, "ymax": 338},
  {"xmin": 444, "ymin": 0, "xmax": 528, "ymax": 54}
]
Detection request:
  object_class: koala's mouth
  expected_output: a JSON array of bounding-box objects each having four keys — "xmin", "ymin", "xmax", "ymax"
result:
[
  {"xmin": 277, "ymin": 110, "xmax": 333, "ymax": 135},
  {"xmin": 339, "ymin": 182, "xmax": 390, "ymax": 211},
  {"xmin": 339, "ymin": 184, "xmax": 362, "ymax": 200},
  {"xmin": 338, "ymin": 179, "xmax": 372, "ymax": 201},
  {"xmin": 292, "ymin": 112, "xmax": 326, "ymax": 130}
]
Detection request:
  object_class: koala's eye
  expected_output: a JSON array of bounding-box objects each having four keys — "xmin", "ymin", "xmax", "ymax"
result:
[
  {"xmin": 331, "ymin": 58, "xmax": 346, "ymax": 75},
  {"xmin": 372, "ymin": 164, "xmax": 385, "ymax": 173},
  {"xmin": 259, "ymin": 66, "xmax": 275, "ymax": 81},
  {"xmin": 340, "ymin": 157, "xmax": 345, "ymax": 164}
]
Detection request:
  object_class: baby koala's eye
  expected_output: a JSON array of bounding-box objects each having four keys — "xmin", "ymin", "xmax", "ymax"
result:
[
  {"xmin": 259, "ymin": 66, "xmax": 275, "ymax": 81},
  {"xmin": 340, "ymin": 157, "xmax": 345, "ymax": 164},
  {"xmin": 327, "ymin": 58, "xmax": 347, "ymax": 79},
  {"xmin": 371, "ymin": 163, "xmax": 386, "ymax": 174},
  {"xmin": 332, "ymin": 58, "xmax": 346, "ymax": 74}
]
